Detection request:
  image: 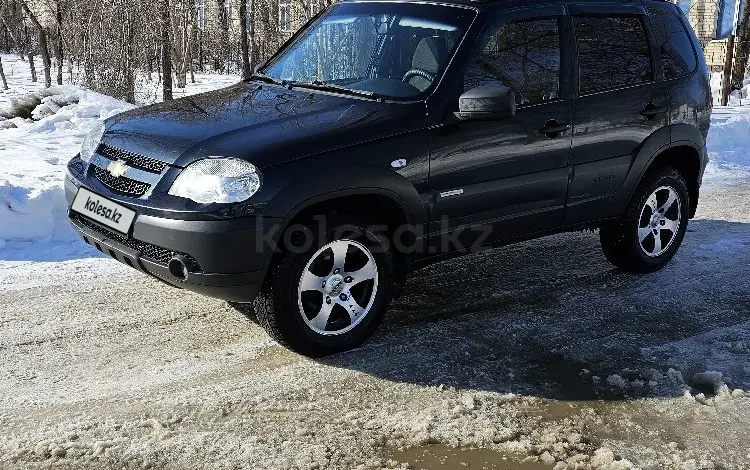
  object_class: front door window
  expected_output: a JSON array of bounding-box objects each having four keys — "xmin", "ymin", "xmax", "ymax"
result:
[{"xmin": 465, "ymin": 17, "xmax": 561, "ymax": 106}]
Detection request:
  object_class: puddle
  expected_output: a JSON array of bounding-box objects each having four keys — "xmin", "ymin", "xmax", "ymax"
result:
[
  {"xmin": 389, "ymin": 444, "xmax": 550, "ymax": 470},
  {"xmin": 533, "ymin": 400, "xmax": 582, "ymax": 422}
]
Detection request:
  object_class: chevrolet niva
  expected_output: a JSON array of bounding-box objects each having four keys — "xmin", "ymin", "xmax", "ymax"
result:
[{"xmin": 66, "ymin": 0, "xmax": 711, "ymax": 356}]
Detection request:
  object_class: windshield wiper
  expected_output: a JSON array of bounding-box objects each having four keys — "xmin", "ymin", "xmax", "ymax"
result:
[
  {"xmin": 292, "ymin": 80, "xmax": 379, "ymax": 100},
  {"xmin": 248, "ymin": 73, "xmax": 286, "ymax": 86},
  {"xmin": 249, "ymin": 75, "xmax": 379, "ymax": 100}
]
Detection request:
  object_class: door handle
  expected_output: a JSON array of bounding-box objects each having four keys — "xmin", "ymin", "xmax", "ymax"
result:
[
  {"xmin": 539, "ymin": 119, "xmax": 571, "ymax": 138},
  {"xmin": 640, "ymin": 103, "xmax": 667, "ymax": 120}
]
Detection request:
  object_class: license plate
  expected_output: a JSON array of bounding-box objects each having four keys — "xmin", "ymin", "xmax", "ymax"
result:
[{"xmin": 71, "ymin": 187, "xmax": 136, "ymax": 234}]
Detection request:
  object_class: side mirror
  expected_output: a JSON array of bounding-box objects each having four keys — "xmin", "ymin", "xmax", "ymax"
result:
[
  {"xmin": 456, "ymin": 85, "xmax": 516, "ymax": 121},
  {"xmin": 252, "ymin": 62, "xmax": 266, "ymax": 74}
]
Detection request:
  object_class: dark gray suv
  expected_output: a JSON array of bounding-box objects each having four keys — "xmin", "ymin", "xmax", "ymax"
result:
[{"xmin": 66, "ymin": 0, "xmax": 711, "ymax": 356}]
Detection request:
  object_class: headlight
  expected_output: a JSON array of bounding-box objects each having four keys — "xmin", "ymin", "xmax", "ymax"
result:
[
  {"xmin": 80, "ymin": 123, "xmax": 105, "ymax": 164},
  {"xmin": 168, "ymin": 157, "xmax": 261, "ymax": 204}
]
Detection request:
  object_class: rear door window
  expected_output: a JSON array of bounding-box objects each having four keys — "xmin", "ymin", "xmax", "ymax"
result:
[
  {"xmin": 574, "ymin": 16, "xmax": 653, "ymax": 94},
  {"xmin": 647, "ymin": 8, "xmax": 697, "ymax": 79}
]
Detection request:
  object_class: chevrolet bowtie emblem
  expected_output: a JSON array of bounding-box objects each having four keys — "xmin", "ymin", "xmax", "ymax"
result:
[{"xmin": 107, "ymin": 159, "xmax": 129, "ymax": 178}]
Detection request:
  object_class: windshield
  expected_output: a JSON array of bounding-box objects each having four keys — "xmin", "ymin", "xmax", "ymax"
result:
[{"xmin": 262, "ymin": 3, "xmax": 475, "ymax": 100}]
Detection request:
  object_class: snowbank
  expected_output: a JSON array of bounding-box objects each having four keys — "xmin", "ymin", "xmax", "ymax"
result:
[
  {"xmin": 0, "ymin": 53, "xmax": 239, "ymax": 260},
  {"xmin": 705, "ymin": 109, "xmax": 750, "ymax": 184},
  {"xmin": 0, "ymin": 86, "xmax": 135, "ymax": 251},
  {"xmin": 710, "ymin": 71, "xmax": 750, "ymax": 107},
  {"xmin": 707, "ymin": 112, "xmax": 750, "ymax": 167},
  {"xmin": 0, "ymin": 183, "xmax": 70, "ymax": 249}
]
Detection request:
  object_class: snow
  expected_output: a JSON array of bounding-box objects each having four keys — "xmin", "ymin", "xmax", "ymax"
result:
[
  {"xmin": 0, "ymin": 85, "xmax": 133, "ymax": 256},
  {"xmin": 134, "ymin": 72, "xmax": 241, "ymax": 105},
  {"xmin": 702, "ymin": 107, "xmax": 750, "ymax": 190},
  {"xmin": 710, "ymin": 71, "xmax": 750, "ymax": 107},
  {"xmin": 0, "ymin": 53, "xmax": 239, "ymax": 260},
  {"xmin": 706, "ymin": 109, "xmax": 750, "ymax": 167},
  {"xmin": 2, "ymin": 53, "xmax": 750, "ymax": 469},
  {"xmin": 0, "ymin": 54, "xmax": 240, "ymax": 109}
]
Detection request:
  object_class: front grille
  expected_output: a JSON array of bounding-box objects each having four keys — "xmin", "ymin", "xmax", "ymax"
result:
[
  {"xmin": 74, "ymin": 213, "xmax": 202, "ymax": 272},
  {"xmin": 99, "ymin": 143, "xmax": 168, "ymax": 174},
  {"xmin": 93, "ymin": 166, "xmax": 151, "ymax": 197}
]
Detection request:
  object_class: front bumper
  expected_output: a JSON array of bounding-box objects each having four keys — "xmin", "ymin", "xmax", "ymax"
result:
[{"xmin": 65, "ymin": 177, "xmax": 281, "ymax": 302}]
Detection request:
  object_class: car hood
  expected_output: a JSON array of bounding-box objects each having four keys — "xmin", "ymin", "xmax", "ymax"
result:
[{"xmin": 102, "ymin": 82, "xmax": 426, "ymax": 169}]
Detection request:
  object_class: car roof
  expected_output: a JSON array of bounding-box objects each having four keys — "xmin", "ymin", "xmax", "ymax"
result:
[{"xmin": 338, "ymin": 0, "xmax": 673, "ymax": 10}]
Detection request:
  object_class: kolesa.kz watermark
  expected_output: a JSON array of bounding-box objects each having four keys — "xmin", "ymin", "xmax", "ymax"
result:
[
  {"xmin": 83, "ymin": 195, "xmax": 124, "ymax": 224},
  {"xmin": 253, "ymin": 215, "xmax": 495, "ymax": 256}
]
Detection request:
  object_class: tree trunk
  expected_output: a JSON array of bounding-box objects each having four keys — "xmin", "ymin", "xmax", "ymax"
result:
[
  {"xmin": 27, "ymin": 39, "xmax": 37, "ymax": 82},
  {"xmin": 19, "ymin": 23, "xmax": 37, "ymax": 82},
  {"xmin": 18, "ymin": 0, "xmax": 52, "ymax": 88},
  {"xmin": 249, "ymin": 0, "xmax": 256, "ymax": 68},
  {"xmin": 28, "ymin": 53, "xmax": 37, "ymax": 81},
  {"xmin": 731, "ymin": 0, "xmax": 750, "ymax": 91},
  {"xmin": 124, "ymin": 9, "xmax": 136, "ymax": 103},
  {"xmin": 188, "ymin": 31, "xmax": 195, "ymax": 84},
  {"xmin": 160, "ymin": 0, "xmax": 173, "ymax": 101},
  {"xmin": 722, "ymin": 35, "xmax": 736, "ymax": 106},
  {"xmin": 54, "ymin": 0, "xmax": 63, "ymax": 85},
  {"xmin": 156, "ymin": 45, "xmax": 162, "ymax": 83},
  {"xmin": 171, "ymin": 2, "xmax": 194, "ymax": 89},
  {"xmin": 217, "ymin": 0, "xmax": 229, "ymax": 73},
  {"xmin": 239, "ymin": 0, "xmax": 251, "ymax": 79},
  {"xmin": 197, "ymin": 29, "xmax": 204, "ymax": 72},
  {"xmin": 0, "ymin": 55, "xmax": 8, "ymax": 90},
  {"xmin": 189, "ymin": 38, "xmax": 196, "ymax": 83},
  {"xmin": 0, "ymin": 15, "xmax": 25, "ymax": 61}
]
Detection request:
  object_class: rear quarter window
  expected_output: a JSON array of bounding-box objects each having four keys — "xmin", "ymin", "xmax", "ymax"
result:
[{"xmin": 647, "ymin": 8, "xmax": 698, "ymax": 79}]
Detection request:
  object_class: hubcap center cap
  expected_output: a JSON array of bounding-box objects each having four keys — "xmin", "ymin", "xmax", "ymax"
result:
[
  {"xmin": 325, "ymin": 274, "xmax": 345, "ymax": 296},
  {"xmin": 651, "ymin": 213, "xmax": 662, "ymax": 228}
]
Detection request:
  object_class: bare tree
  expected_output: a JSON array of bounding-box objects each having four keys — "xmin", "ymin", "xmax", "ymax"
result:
[
  {"xmin": 0, "ymin": 1, "xmax": 33, "ymax": 79},
  {"xmin": 123, "ymin": 0, "xmax": 137, "ymax": 102},
  {"xmin": 53, "ymin": 0, "xmax": 63, "ymax": 85},
  {"xmin": 239, "ymin": 0, "xmax": 251, "ymax": 79},
  {"xmin": 23, "ymin": 24, "xmax": 37, "ymax": 82},
  {"xmin": 171, "ymin": 0, "xmax": 196, "ymax": 88},
  {"xmin": 161, "ymin": 0, "xmax": 173, "ymax": 101},
  {"xmin": 17, "ymin": 0, "xmax": 52, "ymax": 87},
  {"xmin": 216, "ymin": 0, "xmax": 230, "ymax": 72},
  {"xmin": 0, "ymin": 55, "xmax": 8, "ymax": 90},
  {"xmin": 731, "ymin": 0, "xmax": 750, "ymax": 91},
  {"xmin": 249, "ymin": 0, "xmax": 257, "ymax": 68}
]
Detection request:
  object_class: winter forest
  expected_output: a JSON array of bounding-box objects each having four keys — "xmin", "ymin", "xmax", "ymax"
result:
[{"xmin": 0, "ymin": 0, "xmax": 329, "ymax": 102}]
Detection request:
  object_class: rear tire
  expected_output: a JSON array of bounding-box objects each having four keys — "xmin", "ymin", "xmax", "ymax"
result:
[
  {"xmin": 253, "ymin": 214, "xmax": 393, "ymax": 357},
  {"xmin": 600, "ymin": 167, "xmax": 689, "ymax": 274}
]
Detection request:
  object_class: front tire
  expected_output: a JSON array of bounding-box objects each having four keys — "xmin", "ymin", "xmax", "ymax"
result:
[
  {"xmin": 600, "ymin": 167, "xmax": 690, "ymax": 274},
  {"xmin": 254, "ymin": 215, "xmax": 393, "ymax": 357}
]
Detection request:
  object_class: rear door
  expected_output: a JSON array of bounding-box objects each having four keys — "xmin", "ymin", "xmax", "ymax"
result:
[{"xmin": 565, "ymin": 3, "xmax": 670, "ymax": 224}]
